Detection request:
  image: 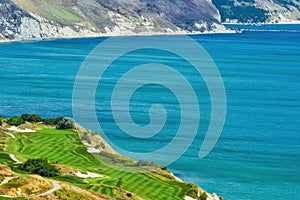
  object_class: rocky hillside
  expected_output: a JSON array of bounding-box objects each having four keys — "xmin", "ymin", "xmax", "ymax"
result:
[
  {"xmin": 1, "ymin": 0, "xmax": 299, "ymax": 41},
  {"xmin": 213, "ymin": 0, "xmax": 300, "ymax": 23},
  {"xmin": 0, "ymin": 0, "xmax": 225, "ymax": 41}
]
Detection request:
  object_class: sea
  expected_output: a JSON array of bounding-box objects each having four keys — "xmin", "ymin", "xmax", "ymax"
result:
[{"xmin": 0, "ymin": 24, "xmax": 299, "ymax": 199}]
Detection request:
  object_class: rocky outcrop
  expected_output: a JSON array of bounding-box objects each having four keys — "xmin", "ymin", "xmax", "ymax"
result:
[
  {"xmin": 0, "ymin": 0, "xmax": 40, "ymax": 40},
  {"xmin": 255, "ymin": 0, "xmax": 300, "ymax": 23},
  {"xmin": 213, "ymin": 0, "xmax": 300, "ymax": 23}
]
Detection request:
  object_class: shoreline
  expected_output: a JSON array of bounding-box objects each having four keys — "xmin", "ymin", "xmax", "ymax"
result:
[
  {"xmin": 0, "ymin": 29, "xmax": 237, "ymax": 44},
  {"xmin": 223, "ymin": 21, "xmax": 300, "ymax": 25}
]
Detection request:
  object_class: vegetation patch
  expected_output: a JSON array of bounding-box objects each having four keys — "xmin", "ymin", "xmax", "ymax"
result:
[
  {"xmin": 6, "ymin": 116, "xmax": 25, "ymax": 127},
  {"xmin": 18, "ymin": 158, "xmax": 60, "ymax": 177}
]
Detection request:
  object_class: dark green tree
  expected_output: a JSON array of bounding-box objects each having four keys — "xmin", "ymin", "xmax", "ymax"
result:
[
  {"xmin": 21, "ymin": 114, "xmax": 43, "ymax": 123},
  {"xmin": 19, "ymin": 158, "xmax": 60, "ymax": 177},
  {"xmin": 44, "ymin": 117, "xmax": 63, "ymax": 126},
  {"xmin": 7, "ymin": 116, "xmax": 25, "ymax": 126}
]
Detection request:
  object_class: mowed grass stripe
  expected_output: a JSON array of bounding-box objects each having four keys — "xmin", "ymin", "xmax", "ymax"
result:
[{"xmin": 5, "ymin": 127, "xmax": 187, "ymax": 200}]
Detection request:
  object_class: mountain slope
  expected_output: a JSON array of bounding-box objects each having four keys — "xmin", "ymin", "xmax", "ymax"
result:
[
  {"xmin": 213, "ymin": 0, "xmax": 300, "ymax": 23},
  {"xmin": 0, "ymin": 0, "xmax": 225, "ymax": 41}
]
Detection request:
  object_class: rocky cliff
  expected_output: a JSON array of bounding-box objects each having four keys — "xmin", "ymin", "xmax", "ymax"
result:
[
  {"xmin": 213, "ymin": 0, "xmax": 300, "ymax": 23},
  {"xmin": 0, "ymin": 0, "xmax": 226, "ymax": 41},
  {"xmin": 1, "ymin": 0, "xmax": 299, "ymax": 41}
]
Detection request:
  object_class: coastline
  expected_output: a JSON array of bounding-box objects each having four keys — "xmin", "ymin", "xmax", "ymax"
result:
[
  {"xmin": 0, "ymin": 28, "xmax": 237, "ymax": 44},
  {"xmin": 222, "ymin": 21, "xmax": 300, "ymax": 25}
]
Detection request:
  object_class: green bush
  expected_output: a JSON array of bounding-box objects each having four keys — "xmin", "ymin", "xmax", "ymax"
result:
[
  {"xmin": 56, "ymin": 117, "xmax": 74, "ymax": 130},
  {"xmin": 6, "ymin": 116, "xmax": 25, "ymax": 126},
  {"xmin": 18, "ymin": 158, "xmax": 60, "ymax": 177},
  {"xmin": 21, "ymin": 114, "xmax": 43, "ymax": 123},
  {"xmin": 0, "ymin": 118, "xmax": 2, "ymax": 126},
  {"xmin": 199, "ymin": 192, "xmax": 208, "ymax": 200},
  {"xmin": 186, "ymin": 183, "xmax": 199, "ymax": 199},
  {"xmin": 44, "ymin": 117, "xmax": 63, "ymax": 125}
]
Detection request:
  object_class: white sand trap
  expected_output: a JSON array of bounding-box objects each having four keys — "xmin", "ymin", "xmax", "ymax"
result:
[
  {"xmin": 87, "ymin": 147, "xmax": 101, "ymax": 153},
  {"xmin": 75, "ymin": 171, "xmax": 103, "ymax": 178},
  {"xmin": 9, "ymin": 154, "xmax": 22, "ymax": 164},
  {"xmin": 3, "ymin": 132, "xmax": 15, "ymax": 138},
  {"xmin": 7, "ymin": 126, "xmax": 35, "ymax": 133}
]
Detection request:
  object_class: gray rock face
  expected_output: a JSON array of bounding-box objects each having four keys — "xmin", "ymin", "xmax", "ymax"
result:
[{"xmin": 0, "ymin": 0, "xmax": 41, "ymax": 40}]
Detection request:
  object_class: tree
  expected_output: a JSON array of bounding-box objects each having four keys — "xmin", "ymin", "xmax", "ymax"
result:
[
  {"xmin": 19, "ymin": 158, "xmax": 60, "ymax": 177},
  {"xmin": 21, "ymin": 114, "xmax": 43, "ymax": 122},
  {"xmin": 44, "ymin": 117, "xmax": 63, "ymax": 126},
  {"xmin": 7, "ymin": 116, "xmax": 25, "ymax": 126},
  {"xmin": 56, "ymin": 117, "xmax": 75, "ymax": 130}
]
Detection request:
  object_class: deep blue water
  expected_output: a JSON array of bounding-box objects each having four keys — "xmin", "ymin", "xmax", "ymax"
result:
[{"xmin": 0, "ymin": 25, "xmax": 299, "ymax": 199}]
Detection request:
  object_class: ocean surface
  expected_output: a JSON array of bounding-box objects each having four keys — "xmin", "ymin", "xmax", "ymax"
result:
[{"xmin": 0, "ymin": 24, "xmax": 299, "ymax": 199}]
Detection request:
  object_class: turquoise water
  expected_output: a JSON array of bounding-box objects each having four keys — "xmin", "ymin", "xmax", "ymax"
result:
[{"xmin": 0, "ymin": 25, "xmax": 300, "ymax": 199}]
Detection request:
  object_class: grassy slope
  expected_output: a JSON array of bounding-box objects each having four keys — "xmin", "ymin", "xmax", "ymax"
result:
[
  {"xmin": 12, "ymin": 0, "xmax": 82, "ymax": 25},
  {"xmin": 4, "ymin": 127, "xmax": 189, "ymax": 200}
]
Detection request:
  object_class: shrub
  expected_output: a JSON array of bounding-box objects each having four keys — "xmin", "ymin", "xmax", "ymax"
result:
[
  {"xmin": 81, "ymin": 132, "xmax": 91, "ymax": 144},
  {"xmin": 126, "ymin": 193, "xmax": 132, "ymax": 198},
  {"xmin": 0, "ymin": 118, "xmax": 2, "ymax": 126},
  {"xmin": 18, "ymin": 158, "xmax": 60, "ymax": 177},
  {"xmin": 44, "ymin": 117, "xmax": 63, "ymax": 126},
  {"xmin": 199, "ymin": 192, "xmax": 208, "ymax": 200},
  {"xmin": 99, "ymin": 151, "xmax": 134, "ymax": 165},
  {"xmin": 135, "ymin": 160, "xmax": 159, "ymax": 168},
  {"xmin": 6, "ymin": 116, "xmax": 25, "ymax": 126},
  {"xmin": 56, "ymin": 117, "xmax": 75, "ymax": 130},
  {"xmin": 186, "ymin": 183, "xmax": 199, "ymax": 199},
  {"xmin": 21, "ymin": 114, "xmax": 43, "ymax": 123},
  {"xmin": 116, "ymin": 178, "xmax": 123, "ymax": 188}
]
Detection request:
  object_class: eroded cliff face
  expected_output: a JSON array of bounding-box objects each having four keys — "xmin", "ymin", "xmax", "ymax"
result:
[
  {"xmin": 255, "ymin": 0, "xmax": 300, "ymax": 23},
  {"xmin": 0, "ymin": 0, "xmax": 225, "ymax": 41},
  {"xmin": 0, "ymin": 0, "xmax": 39, "ymax": 40}
]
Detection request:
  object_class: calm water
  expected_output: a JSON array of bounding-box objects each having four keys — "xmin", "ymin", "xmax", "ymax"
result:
[{"xmin": 0, "ymin": 25, "xmax": 299, "ymax": 199}]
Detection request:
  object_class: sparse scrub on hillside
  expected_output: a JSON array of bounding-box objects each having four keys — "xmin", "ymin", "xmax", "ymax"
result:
[
  {"xmin": 134, "ymin": 160, "xmax": 159, "ymax": 168},
  {"xmin": 186, "ymin": 183, "xmax": 200, "ymax": 199},
  {"xmin": 54, "ymin": 187, "xmax": 97, "ymax": 200},
  {"xmin": 199, "ymin": 191, "xmax": 208, "ymax": 200},
  {"xmin": 99, "ymin": 151, "xmax": 135, "ymax": 165}
]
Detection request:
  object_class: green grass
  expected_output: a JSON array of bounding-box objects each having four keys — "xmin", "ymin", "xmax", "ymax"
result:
[
  {"xmin": 13, "ymin": 0, "xmax": 81, "ymax": 25},
  {"xmin": 0, "ymin": 197, "xmax": 26, "ymax": 200},
  {"xmin": 5, "ymin": 127, "xmax": 189, "ymax": 200},
  {"xmin": 0, "ymin": 153, "xmax": 14, "ymax": 165}
]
